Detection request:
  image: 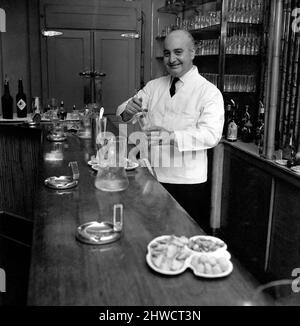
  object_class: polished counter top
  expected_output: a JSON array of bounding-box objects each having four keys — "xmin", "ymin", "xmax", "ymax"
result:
[{"xmin": 27, "ymin": 123, "xmax": 270, "ymax": 306}]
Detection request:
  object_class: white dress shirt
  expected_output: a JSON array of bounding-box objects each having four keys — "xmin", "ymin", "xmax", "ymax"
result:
[{"xmin": 117, "ymin": 66, "xmax": 224, "ymax": 184}]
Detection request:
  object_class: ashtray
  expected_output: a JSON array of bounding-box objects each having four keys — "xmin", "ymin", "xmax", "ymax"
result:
[
  {"xmin": 76, "ymin": 221, "xmax": 121, "ymax": 245},
  {"xmin": 47, "ymin": 133, "xmax": 67, "ymax": 142},
  {"xmin": 275, "ymin": 159, "xmax": 288, "ymax": 166},
  {"xmin": 44, "ymin": 176, "xmax": 78, "ymax": 189},
  {"xmin": 76, "ymin": 204, "xmax": 123, "ymax": 245},
  {"xmin": 290, "ymin": 165, "xmax": 300, "ymax": 174}
]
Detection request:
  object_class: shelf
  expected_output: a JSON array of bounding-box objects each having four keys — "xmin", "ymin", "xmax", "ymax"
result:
[
  {"xmin": 190, "ymin": 24, "xmax": 220, "ymax": 39},
  {"xmin": 156, "ymin": 24, "xmax": 220, "ymax": 40},
  {"xmin": 158, "ymin": 0, "xmax": 215, "ymax": 15},
  {"xmin": 195, "ymin": 54, "xmax": 219, "ymax": 57},
  {"xmin": 228, "ymin": 22, "xmax": 263, "ymax": 28},
  {"xmin": 225, "ymin": 54, "xmax": 260, "ymax": 57}
]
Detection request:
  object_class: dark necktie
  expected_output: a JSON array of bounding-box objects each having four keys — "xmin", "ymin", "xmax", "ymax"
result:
[{"xmin": 170, "ymin": 77, "xmax": 179, "ymax": 97}]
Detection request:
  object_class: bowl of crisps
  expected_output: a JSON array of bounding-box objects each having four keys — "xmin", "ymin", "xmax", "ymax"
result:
[{"xmin": 187, "ymin": 235, "xmax": 227, "ymax": 257}]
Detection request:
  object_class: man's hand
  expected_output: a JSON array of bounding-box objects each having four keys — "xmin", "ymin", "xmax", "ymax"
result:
[
  {"xmin": 122, "ymin": 97, "xmax": 143, "ymax": 122},
  {"xmin": 145, "ymin": 126, "xmax": 176, "ymax": 147}
]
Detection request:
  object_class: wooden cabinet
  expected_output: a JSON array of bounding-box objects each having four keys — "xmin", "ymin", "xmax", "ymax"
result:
[
  {"xmin": 45, "ymin": 30, "xmax": 91, "ymax": 110},
  {"xmin": 0, "ymin": 212, "xmax": 33, "ymax": 306},
  {"xmin": 221, "ymin": 143, "xmax": 272, "ymax": 278},
  {"xmin": 267, "ymin": 181, "xmax": 300, "ymax": 280},
  {"xmin": 40, "ymin": 0, "xmax": 142, "ymax": 114},
  {"xmin": 217, "ymin": 141, "xmax": 300, "ymax": 282}
]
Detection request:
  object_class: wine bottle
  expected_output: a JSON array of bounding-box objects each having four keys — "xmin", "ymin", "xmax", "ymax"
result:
[
  {"xmin": 226, "ymin": 108, "xmax": 238, "ymax": 142},
  {"xmin": 255, "ymin": 101, "xmax": 265, "ymax": 154},
  {"xmin": 1, "ymin": 79, "xmax": 13, "ymax": 119},
  {"xmin": 241, "ymin": 105, "xmax": 253, "ymax": 143},
  {"xmin": 16, "ymin": 78, "xmax": 27, "ymax": 118},
  {"xmin": 57, "ymin": 100, "xmax": 67, "ymax": 120}
]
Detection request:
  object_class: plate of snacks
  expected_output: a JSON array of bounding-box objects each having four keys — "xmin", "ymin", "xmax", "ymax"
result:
[
  {"xmin": 187, "ymin": 235, "xmax": 227, "ymax": 256},
  {"xmin": 146, "ymin": 235, "xmax": 191, "ymax": 275},
  {"xmin": 189, "ymin": 254, "xmax": 233, "ymax": 278},
  {"xmin": 146, "ymin": 235, "xmax": 233, "ymax": 278}
]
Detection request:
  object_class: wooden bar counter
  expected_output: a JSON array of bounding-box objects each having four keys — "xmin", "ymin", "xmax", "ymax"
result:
[{"xmin": 27, "ymin": 121, "xmax": 270, "ymax": 306}]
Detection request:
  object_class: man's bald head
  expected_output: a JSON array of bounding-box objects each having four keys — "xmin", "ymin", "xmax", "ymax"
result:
[
  {"xmin": 165, "ymin": 29, "xmax": 195, "ymax": 51},
  {"xmin": 163, "ymin": 29, "xmax": 196, "ymax": 78}
]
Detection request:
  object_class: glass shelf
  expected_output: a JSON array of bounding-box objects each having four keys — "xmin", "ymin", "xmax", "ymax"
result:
[
  {"xmin": 158, "ymin": 0, "xmax": 215, "ymax": 15},
  {"xmin": 156, "ymin": 24, "xmax": 220, "ymax": 40},
  {"xmin": 228, "ymin": 21, "xmax": 263, "ymax": 28}
]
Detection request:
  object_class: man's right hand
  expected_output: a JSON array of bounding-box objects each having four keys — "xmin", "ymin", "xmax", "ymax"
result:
[{"xmin": 122, "ymin": 97, "xmax": 143, "ymax": 122}]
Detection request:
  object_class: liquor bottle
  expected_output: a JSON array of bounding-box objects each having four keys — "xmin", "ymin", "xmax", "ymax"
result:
[
  {"xmin": 240, "ymin": 105, "xmax": 253, "ymax": 143},
  {"xmin": 57, "ymin": 100, "xmax": 67, "ymax": 120},
  {"xmin": 286, "ymin": 134, "xmax": 296, "ymax": 168},
  {"xmin": 223, "ymin": 104, "xmax": 232, "ymax": 136},
  {"xmin": 1, "ymin": 79, "xmax": 13, "ymax": 119},
  {"xmin": 16, "ymin": 78, "xmax": 27, "ymax": 118},
  {"xmin": 255, "ymin": 101, "xmax": 265, "ymax": 154},
  {"xmin": 226, "ymin": 108, "xmax": 238, "ymax": 142}
]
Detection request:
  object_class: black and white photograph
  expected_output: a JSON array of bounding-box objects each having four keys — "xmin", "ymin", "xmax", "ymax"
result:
[{"xmin": 0, "ymin": 0, "xmax": 300, "ymax": 316}]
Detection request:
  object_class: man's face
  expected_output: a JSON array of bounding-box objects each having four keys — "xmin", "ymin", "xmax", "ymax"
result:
[{"xmin": 163, "ymin": 31, "xmax": 195, "ymax": 78}]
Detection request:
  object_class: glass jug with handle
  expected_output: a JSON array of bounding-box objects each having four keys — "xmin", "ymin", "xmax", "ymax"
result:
[{"xmin": 95, "ymin": 136, "xmax": 129, "ymax": 192}]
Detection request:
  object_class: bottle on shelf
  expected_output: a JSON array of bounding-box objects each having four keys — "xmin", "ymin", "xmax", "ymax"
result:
[
  {"xmin": 57, "ymin": 100, "xmax": 67, "ymax": 120},
  {"xmin": 255, "ymin": 101, "xmax": 265, "ymax": 154},
  {"xmin": 286, "ymin": 133, "xmax": 296, "ymax": 168},
  {"xmin": 223, "ymin": 104, "xmax": 232, "ymax": 136},
  {"xmin": 16, "ymin": 78, "xmax": 27, "ymax": 118},
  {"xmin": 226, "ymin": 107, "xmax": 238, "ymax": 142},
  {"xmin": 1, "ymin": 78, "xmax": 13, "ymax": 119},
  {"xmin": 240, "ymin": 105, "xmax": 253, "ymax": 142}
]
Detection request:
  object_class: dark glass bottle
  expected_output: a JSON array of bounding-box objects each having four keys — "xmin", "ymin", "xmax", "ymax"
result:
[
  {"xmin": 241, "ymin": 105, "xmax": 253, "ymax": 142},
  {"xmin": 286, "ymin": 134, "xmax": 296, "ymax": 168},
  {"xmin": 223, "ymin": 104, "xmax": 232, "ymax": 136},
  {"xmin": 16, "ymin": 79, "xmax": 27, "ymax": 118},
  {"xmin": 1, "ymin": 79, "xmax": 13, "ymax": 119},
  {"xmin": 255, "ymin": 101, "xmax": 265, "ymax": 154},
  {"xmin": 226, "ymin": 108, "xmax": 238, "ymax": 142},
  {"xmin": 57, "ymin": 100, "xmax": 67, "ymax": 120}
]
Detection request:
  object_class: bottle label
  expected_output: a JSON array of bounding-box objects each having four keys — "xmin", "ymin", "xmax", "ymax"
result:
[
  {"xmin": 227, "ymin": 122, "xmax": 238, "ymax": 141},
  {"xmin": 17, "ymin": 99, "xmax": 26, "ymax": 110}
]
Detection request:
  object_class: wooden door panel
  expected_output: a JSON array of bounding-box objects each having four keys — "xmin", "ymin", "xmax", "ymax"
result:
[
  {"xmin": 44, "ymin": 5, "xmax": 138, "ymax": 31},
  {"xmin": 222, "ymin": 149, "xmax": 272, "ymax": 278},
  {"xmin": 47, "ymin": 30, "xmax": 91, "ymax": 109},
  {"xmin": 94, "ymin": 31, "xmax": 139, "ymax": 115},
  {"xmin": 267, "ymin": 181, "xmax": 300, "ymax": 279}
]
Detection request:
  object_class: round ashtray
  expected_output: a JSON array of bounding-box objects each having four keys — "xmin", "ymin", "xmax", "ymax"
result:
[
  {"xmin": 44, "ymin": 176, "xmax": 78, "ymax": 189},
  {"xmin": 76, "ymin": 221, "xmax": 121, "ymax": 245},
  {"xmin": 47, "ymin": 133, "xmax": 67, "ymax": 142}
]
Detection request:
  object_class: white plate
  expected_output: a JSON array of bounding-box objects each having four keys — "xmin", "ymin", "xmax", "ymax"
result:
[
  {"xmin": 91, "ymin": 164, "xmax": 101, "ymax": 171},
  {"xmin": 88, "ymin": 160, "xmax": 98, "ymax": 166},
  {"xmin": 291, "ymin": 166, "xmax": 300, "ymax": 174},
  {"xmin": 147, "ymin": 235, "xmax": 189, "ymax": 252},
  {"xmin": 275, "ymin": 159, "xmax": 288, "ymax": 166},
  {"xmin": 146, "ymin": 234, "xmax": 233, "ymax": 278},
  {"xmin": 189, "ymin": 259, "xmax": 233, "ymax": 279},
  {"xmin": 146, "ymin": 252, "xmax": 189, "ymax": 276},
  {"xmin": 125, "ymin": 159, "xmax": 139, "ymax": 171}
]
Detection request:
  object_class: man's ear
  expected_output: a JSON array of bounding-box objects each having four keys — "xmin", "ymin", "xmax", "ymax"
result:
[{"xmin": 190, "ymin": 48, "xmax": 196, "ymax": 60}]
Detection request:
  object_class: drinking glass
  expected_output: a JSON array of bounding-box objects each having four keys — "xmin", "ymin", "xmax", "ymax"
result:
[{"xmin": 135, "ymin": 111, "xmax": 151, "ymax": 131}]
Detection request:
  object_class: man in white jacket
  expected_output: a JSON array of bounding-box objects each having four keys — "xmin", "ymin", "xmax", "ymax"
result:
[{"xmin": 117, "ymin": 29, "xmax": 224, "ymax": 225}]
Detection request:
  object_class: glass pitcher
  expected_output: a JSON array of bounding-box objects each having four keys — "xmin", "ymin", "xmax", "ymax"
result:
[{"xmin": 95, "ymin": 136, "xmax": 129, "ymax": 192}]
